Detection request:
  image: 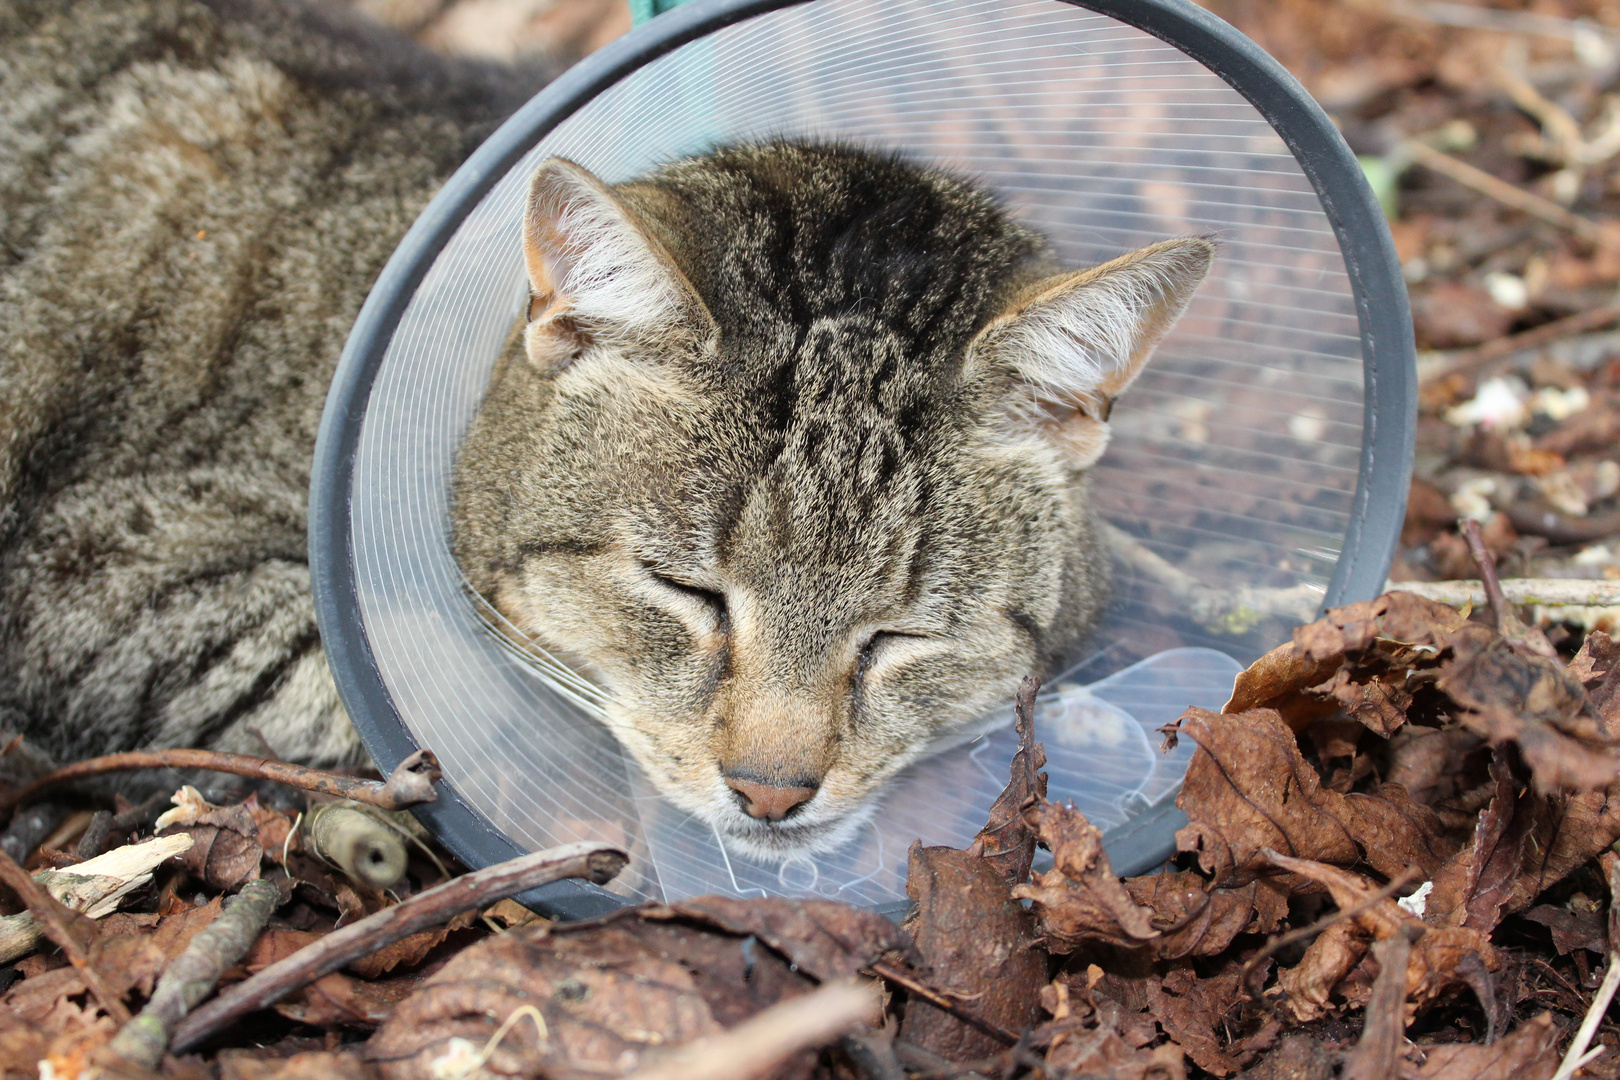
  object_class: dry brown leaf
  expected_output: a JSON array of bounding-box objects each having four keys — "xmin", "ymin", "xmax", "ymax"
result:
[
  {"xmin": 1173, "ymin": 708, "xmax": 1449, "ymax": 883},
  {"xmin": 1264, "ymin": 852, "xmax": 1497, "ymax": 1022},
  {"xmin": 1522, "ymin": 902, "xmax": 1607, "ymax": 955},
  {"xmin": 1012, "ymin": 801, "xmax": 1158, "ymax": 951},
  {"xmin": 161, "ymin": 800, "xmax": 264, "ymax": 891},
  {"xmin": 219, "ymin": 1047, "xmax": 377, "ymax": 1080},
  {"xmin": 1438, "ymin": 627, "xmax": 1620, "ymax": 793},
  {"xmin": 366, "ymin": 905, "xmax": 834, "ymax": 1080},
  {"xmin": 1407, "ymin": 1011, "xmax": 1562, "ymax": 1079},
  {"xmin": 965, "ymin": 678, "xmax": 1048, "ymax": 887},
  {"xmin": 900, "ymin": 843, "xmax": 1046, "ymax": 1062},
  {"xmin": 659, "ymin": 895, "xmax": 917, "ymax": 981},
  {"xmin": 1038, "ymin": 983, "xmax": 1186, "ymax": 1080},
  {"xmin": 274, "ymin": 969, "xmax": 432, "ymax": 1029},
  {"xmin": 1142, "ymin": 962, "xmax": 1248, "ymax": 1076},
  {"xmin": 1275, "ymin": 919, "xmax": 1367, "ymax": 1024},
  {"xmin": 1121, "ymin": 873, "xmax": 1285, "ymax": 960}
]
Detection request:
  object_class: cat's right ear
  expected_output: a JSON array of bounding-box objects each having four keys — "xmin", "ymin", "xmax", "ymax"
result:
[{"xmin": 522, "ymin": 159, "xmax": 715, "ymax": 367}]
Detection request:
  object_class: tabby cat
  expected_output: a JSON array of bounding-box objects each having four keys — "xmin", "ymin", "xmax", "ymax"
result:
[
  {"xmin": 0, "ymin": 0, "xmax": 1211, "ymax": 862},
  {"xmin": 452, "ymin": 144, "xmax": 1212, "ymax": 859}
]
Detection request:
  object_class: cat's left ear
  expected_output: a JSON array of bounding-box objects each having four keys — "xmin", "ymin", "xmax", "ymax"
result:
[
  {"xmin": 522, "ymin": 158, "xmax": 715, "ymax": 364},
  {"xmin": 970, "ymin": 237, "xmax": 1214, "ymax": 469}
]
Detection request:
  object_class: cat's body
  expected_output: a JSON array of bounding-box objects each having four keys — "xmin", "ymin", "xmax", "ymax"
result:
[
  {"xmin": 0, "ymin": 0, "xmax": 557, "ymax": 778},
  {"xmin": 452, "ymin": 144, "xmax": 1211, "ymax": 859}
]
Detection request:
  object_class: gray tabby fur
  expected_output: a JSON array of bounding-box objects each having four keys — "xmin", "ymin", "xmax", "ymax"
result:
[{"xmin": 0, "ymin": 0, "xmax": 558, "ymax": 781}]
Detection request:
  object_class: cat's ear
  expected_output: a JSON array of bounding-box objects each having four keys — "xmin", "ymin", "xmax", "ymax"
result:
[
  {"xmin": 970, "ymin": 237, "xmax": 1214, "ymax": 469},
  {"xmin": 522, "ymin": 158, "xmax": 714, "ymax": 364}
]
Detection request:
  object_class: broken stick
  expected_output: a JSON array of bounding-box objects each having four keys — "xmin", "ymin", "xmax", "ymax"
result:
[
  {"xmin": 0, "ymin": 834, "xmax": 193, "ymax": 964},
  {"xmin": 0, "ymin": 839, "xmax": 130, "ymax": 1023},
  {"xmin": 106, "ymin": 878, "xmax": 282, "ymax": 1069}
]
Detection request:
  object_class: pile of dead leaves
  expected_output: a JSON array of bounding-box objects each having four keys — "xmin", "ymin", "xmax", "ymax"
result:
[{"xmin": 1, "ymin": 588, "xmax": 1620, "ymax": 1079}]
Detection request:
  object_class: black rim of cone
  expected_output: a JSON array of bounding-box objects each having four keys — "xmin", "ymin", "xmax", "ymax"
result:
[{"xmin": 309, "ymin": 0, "xmax": 1417, "ymax": 919}]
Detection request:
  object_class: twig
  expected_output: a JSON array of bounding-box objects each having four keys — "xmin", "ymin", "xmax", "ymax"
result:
[
  {"xmin": 867, "ymin": 961, "xmax": 1019, "ymax": 1046},
  {"xmin": 75, "ymin": 793, "xmax": 173, "ymax": 861},
  {"xmin": 169, "ymin": 839, "xmax": 627, "ymax": 1053},
  {"xmin": 1341, "ymin": 929, "xmax": 1421, "ymax": 1080},
  {"xmin": 305, "ymin": 802, "xmax": 408, "ymax": 890},
  {"xmin": 1240, "ymin": 867, "xmax": 1422, "ymax": 1002},
  {"xmin": 623, "ymin": 979, "xmax": 881, "ymax": 1080},
  {"xmin": 1106, "ymin": 524, "xmax": 1324, "ymax": 632},
  {"xmin": 0, "ymin": 748, "xmax": 441, "ymax": 816},
  {"xmin": 1551, "ymin": 855, "xmax": 1620, "ymax": 1080},
  {"xmin": 1391, "ymin": 578, "xmax": 1620, "ymax": 609},
  {"xmin": 1421, "ymin": 303, "xmax": 1620, "ymax": 384},
  {"xmin": 1462, "ymin": 519, "xmax": 1511, "ymax": 632},
  {"xmin": 0, "ymin": 834, "xmax": 193, "ymax": 964},
  {"xmin": 1403, "ymin": 140, "xmax": 1607, "ymax": 242},
  {"xmin": 1460, "ymin": 520, "xmax": 1560, "ymax": 658},
  {"xmin": 106, "ymin": 878, "xmax": 282, "ymax": 1069},
  {"xmin": 0, "ymin": 838, "xmax": 130, "ymax": 1023}
]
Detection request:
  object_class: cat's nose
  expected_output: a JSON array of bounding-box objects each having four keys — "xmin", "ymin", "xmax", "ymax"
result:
[{"xmin": 724, "ymin": 776, "xmax": 817, "ymax": 821}]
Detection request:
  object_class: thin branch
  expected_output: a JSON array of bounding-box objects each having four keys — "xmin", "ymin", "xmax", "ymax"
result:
[
  {"xmin": 1552, "ymin": 856, "xmax": 1620, "ymax": 1080},
  {"xmin": 1106, "ymin": 524, "xmax": 1324, "ymax": 631},
  {"xmin": 1342, "ymin": 929, "xmax": 1421, "ymax": 1080},
  {"xmin": 623, "ymin": 979, "xmax": 880, "ymax": 1080},
  {"xmin": 867, "ymin": 961, "xmax": 1020, "ymax": 1047},
  {"xmin": 1391, "ymin": 578, "xmax": 1620, "ymax": 609},
  {"xmin": 1403, "ymin": 139, "xmax": 1606, "ymax": 242},
  {"xmin": 169, "ymin": 839, "xmax": 627, "ymax": 1053},
  {"xmin": 1240, "ymin": 867, "xmax": 1422, "ymax": 1003},
  {"xmin": 1421, "ymin": 302, "xmax": 1620, "ymax": 384},
  {"xmin": 0, "ymin": 840, "xmax": 131, "ymax": 1023},
  {"xmin": 1461, "ymin": 519, "xmax": 1511, "ymax": 632},
  {"xmin": 106, "ymin": 879, "xmax": 282, "ymax": 1069},
  {"xmin": 0, "ymin": 748, "xmax": 441, "ymax": 817}
]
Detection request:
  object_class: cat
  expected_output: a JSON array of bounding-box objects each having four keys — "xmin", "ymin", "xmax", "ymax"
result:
[
  {"xmin": 451, "ymin": 141, "xmax": 1213, "ymax": 860},
  {"xmin": 0, "ymin": 0, "xmax": 563, "ymax": 785},
  {"xmin": 0, "ymin": 0, "xmax": 1212, "ymax": 863}
]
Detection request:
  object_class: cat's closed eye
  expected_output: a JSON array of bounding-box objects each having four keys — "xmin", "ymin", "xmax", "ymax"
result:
[
  {"xmin": 642, "ymin": 564, "xmax": 727, "ymax": 625},
  {"xmin": 856, "ymin": 630, "xmax": 929, "ymax": 675}
]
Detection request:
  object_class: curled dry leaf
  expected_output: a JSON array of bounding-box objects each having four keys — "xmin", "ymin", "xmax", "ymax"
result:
[
  {"xmin": 1263, "ymin": 852, "xmax": 1497, "ymax": 1024},
  {"xmin": 1227, "ymin": 593, "xmax": 1469, "ymax": 727},
  {"xmin": 1172, "ymin": 708, "xmax": 1449, "ymax": 883},
  {"xmin": 655, "ymin": 896, "xmax": 917, "ymax": 982},
  {"xmin": 900, "ymin": 843, "xmax": 1046, "ymax": 1062},
  {"xmin": 1437, "ymin": 627, "xmax": 1620, "ymax": 792},
  {"xmin": 1122, "ymin": 873, "xmax": 1288, "ymax": 960},
  {"xmin": 158, "ymin": 789, "xmax": 264, "ymax": 891},
  {"xmin": 964, "ymin": 675, "xmax": 1047, "ymax": 887},
  {"xmin": 1011, "ymin": 801, "xmax": 1157, "ymax": 952},
  {"xmin": 1410, "ymin": 1010, "xmax": 1562, "ymax": 1079}
]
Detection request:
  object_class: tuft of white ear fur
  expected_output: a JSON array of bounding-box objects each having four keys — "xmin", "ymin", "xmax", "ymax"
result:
[
  {"xmin": 972, "ymin": 236, "xmax": 1214, "ymax": 468},
  {"xmin": 523, "ymin": 159, "xmax": 710, "ymax": 341}
]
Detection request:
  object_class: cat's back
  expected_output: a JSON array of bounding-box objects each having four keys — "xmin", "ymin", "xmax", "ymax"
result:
[{"xmin": 0, "ymin": 0, "xmax": 553, "ymax": 770}]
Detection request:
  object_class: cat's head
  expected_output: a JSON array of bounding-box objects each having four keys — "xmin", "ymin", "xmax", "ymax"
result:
[{"xmin": 453, "ymin": 142, "xmax": 1212, "ymax": 861}]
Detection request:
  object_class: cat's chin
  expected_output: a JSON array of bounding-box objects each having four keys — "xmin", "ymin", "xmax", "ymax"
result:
[{"xmin": 688, "ymin": 795, "xmax": 881, "ymax": 865}]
